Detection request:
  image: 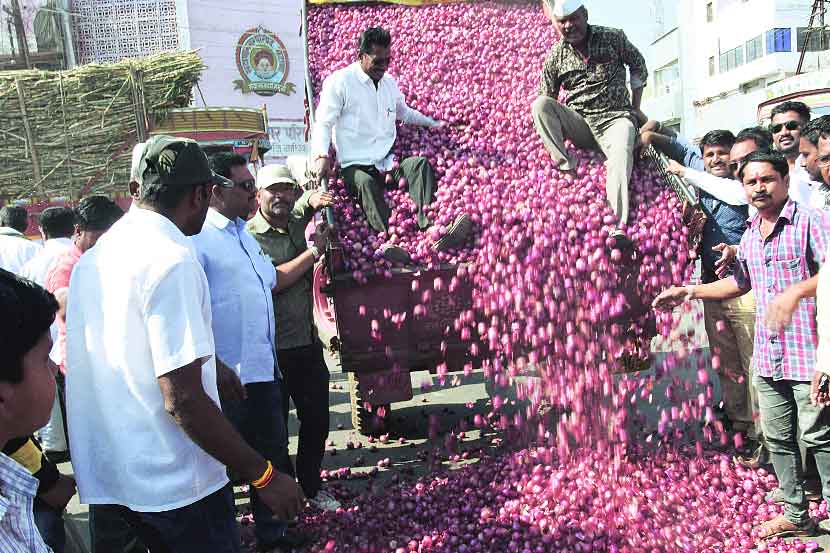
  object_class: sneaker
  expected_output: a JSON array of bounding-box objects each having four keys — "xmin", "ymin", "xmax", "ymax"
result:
[
  {"xmin": 432, "ymin": 213, "xmax": 472, "ymax": 252},
  {"xmin": 380, "ymin": 244, "xmax": 412, "ymax": 265},
  {"xmin": 766, "ymin": 487, "xmax": 785, "ymax": 504},
  {"xmin": 416, "ymin": 210, "xmax": 430, "ymax": 230},
  {"xmin": 308, "ymin": 489, "xmax": 341, "ymax": 512},
  {"xmin": 608, "ymin": 229, "xmax": 632, "ymax": 251}
]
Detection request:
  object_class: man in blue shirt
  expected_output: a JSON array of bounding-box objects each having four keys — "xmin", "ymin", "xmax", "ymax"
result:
[
  {"xmin": 638, "ymin": 119, "xmax": 704, "ymax": 171},
  {"xmin": 191, "ymin": 153, "xmax": 306, "ymax": 552}
]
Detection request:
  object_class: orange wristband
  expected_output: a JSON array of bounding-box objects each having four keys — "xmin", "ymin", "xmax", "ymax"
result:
[{"xmin": 252, "ymin": 460, "xmax": 273, "ymax": 489}]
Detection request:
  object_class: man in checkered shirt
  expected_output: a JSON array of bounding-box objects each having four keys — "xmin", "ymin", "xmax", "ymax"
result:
[{"xmin": 654, "ymin": 150, "xmax": 830, "ymax": 540}]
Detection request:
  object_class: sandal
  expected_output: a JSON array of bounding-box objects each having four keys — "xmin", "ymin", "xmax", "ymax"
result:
[{"xmin": 755, "ymin": 515, "xmax": 817, "ymax": 540}]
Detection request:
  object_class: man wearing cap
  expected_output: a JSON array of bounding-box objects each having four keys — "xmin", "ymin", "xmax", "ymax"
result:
[
  {"xmin": 247, "ymin": 165, "xmax": 341, "ymax": 513},
  {"xmin": 532, "ymin": 0, "xmax": 648, "ymax": 246},
  {"xmin": 311, "ymin": 26, "xmax": 471, "ymax": 264},
  {"xmin": 190, "ymin": 152, "xmax": 308, "ymax": 551},
  {"xmin": 66, "ymin": 137, "xmax": 303, "ymax": 552}
]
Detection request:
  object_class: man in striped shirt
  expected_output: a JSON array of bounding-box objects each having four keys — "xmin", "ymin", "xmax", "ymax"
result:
[
  {"xmin": 0, "ymin": 269, "xmax": 60, "ymax": 552},
  {"xmin": 654, "ymin": 150, "xmax": 830, "ymax": 540}
]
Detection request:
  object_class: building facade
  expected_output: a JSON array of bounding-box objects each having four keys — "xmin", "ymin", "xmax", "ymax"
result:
[{"xmin": 642, "ymin": 0, "xmax": 828, "ymax": 140}]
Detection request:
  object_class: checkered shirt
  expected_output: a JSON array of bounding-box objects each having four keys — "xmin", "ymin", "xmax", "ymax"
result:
[
  {"xmin": 0, "ymin": 453, "xmax": 52, "ymax": 552},
  {"xmin": 734, "ymin": 199, "xmax": 830, "ymax": 381}
]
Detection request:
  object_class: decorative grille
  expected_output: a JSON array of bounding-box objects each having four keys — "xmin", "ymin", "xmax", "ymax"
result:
[{"xmin": 70, "ymin": 0, "xmax": 179, "ymax": 64}]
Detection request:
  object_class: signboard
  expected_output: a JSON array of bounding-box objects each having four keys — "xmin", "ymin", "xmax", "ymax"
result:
[
  {"xmin": 178, "ymin": 0, "xmax": 306, "ymax": 163},
  {"xmin": 234, "ymin": 26, "xmax": 298, "ymax": 97},
  {"xmin": 269, "ymin": 120, "xmax": 309, "ymax": 159}
]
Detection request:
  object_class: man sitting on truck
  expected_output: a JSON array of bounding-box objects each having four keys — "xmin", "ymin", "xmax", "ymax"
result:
[
  {"xmin": 311, "ymin": 26, "xmax": 472, "ymax": 264},
  {"xmin": 532, "ymin": 0, "xmax": 648, "ymax": 248}
]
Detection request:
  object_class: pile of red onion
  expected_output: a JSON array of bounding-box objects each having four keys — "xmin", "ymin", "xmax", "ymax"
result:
[{"xmin": 278, "ymin": 1, "xmax": 826, "ymax": 551}]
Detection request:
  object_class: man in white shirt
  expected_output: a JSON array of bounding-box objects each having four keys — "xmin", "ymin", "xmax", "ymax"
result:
[
  {"xmin": 0, "ymin": 206, "xmax": 41, "ymax": 275},
  {"xmin": 66, "ymin": 136, "xmax": 303, "ymax": 552},
  {"xmin": 311, "ymin": 26, "xmax": 471, "ymax": 264},
  {"xmin": 20, "ymin": 206, "xmax": 75, "ymax": 457},
  {"xmin": 800, "ymin": 116, "xmax": 830, "ymax": 210},
  {"xmin": 20, "ymin": 207, "xmax": 75, "ymax": 287},
  {"xmin": 770, "ymin": 101, "xmax": 816, "ymax": 205},
  {"xmin": 191, "ymin": 153, "xmax": 310, "ymax": 552}
]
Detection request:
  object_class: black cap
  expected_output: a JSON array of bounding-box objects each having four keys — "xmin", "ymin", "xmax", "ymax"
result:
[{"xmin": 136, "ymin": 136, "xmax": 234, "ymax": 190}]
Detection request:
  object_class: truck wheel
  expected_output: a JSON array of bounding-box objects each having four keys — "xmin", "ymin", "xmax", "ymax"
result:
[
  {"xmin": 312, "ymin": 263, "xmax": 339, "ymax": 351},
  {"xmin": 348, "ymin": 372, "xmax": 391, "ymax": 437}
]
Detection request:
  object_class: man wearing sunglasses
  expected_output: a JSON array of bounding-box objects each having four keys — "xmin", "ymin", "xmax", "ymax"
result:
[
  {"xmin": 770, "ymin": 101, "xmax": 816, "ymax": 206},
  {"xmin": 311, "ymin": 26, "xmax": 471, "ymax": 264},
  {"xmin": 190, "ymin": 153, "xmax": 308, "ymax": 552}
]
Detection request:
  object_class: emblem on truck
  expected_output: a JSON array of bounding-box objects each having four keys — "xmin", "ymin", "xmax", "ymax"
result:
[{"xmin": 234, "ymin": 26, "xmax": 297, "ymax": 97}]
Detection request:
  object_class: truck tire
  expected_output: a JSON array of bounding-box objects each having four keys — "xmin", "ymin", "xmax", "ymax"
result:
[
  {"xmin": 312, "ymin": 263, "xmax": 339, "ymax": 351},
  {"xmin": 348, "ymin": 372, "xmax": 391, "ymax": 436}
]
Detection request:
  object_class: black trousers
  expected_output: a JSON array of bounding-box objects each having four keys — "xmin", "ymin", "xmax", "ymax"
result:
[
  {"xmin": 341, "ymin": 156, "xmax": 436, "ymax": 233},
  {"xmin": 276, "ymin": 342, "xmax": 330, "ymax": 498}
]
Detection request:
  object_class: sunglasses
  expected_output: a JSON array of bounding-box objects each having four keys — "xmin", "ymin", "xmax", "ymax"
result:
[
  {"xmin": 770, "ymin": 120, "xmax": 801, "ymax": 134},
  {"xmin": 728, "ymin": 158, "xmax": 748, "ymax": 175},
  {"xmin": 235, "ymin": 179, "xmax": 256, "ymax": 192}
]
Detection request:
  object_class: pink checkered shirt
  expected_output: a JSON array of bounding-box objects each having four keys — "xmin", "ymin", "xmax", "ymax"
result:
[{"xmin": 733, "ymin": 199, "xmax": 830, "ymax": 381}]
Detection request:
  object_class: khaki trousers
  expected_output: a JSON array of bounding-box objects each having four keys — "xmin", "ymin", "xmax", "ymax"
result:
[
  {"xmin": 703, "ymin": 292, "xmax": 759, "ymax": 439},
  {"xmin": 531, "ymin": 96, "xmax": 635, "ymax": 226}
]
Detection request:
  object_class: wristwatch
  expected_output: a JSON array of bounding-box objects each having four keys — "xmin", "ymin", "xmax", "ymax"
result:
[{"xmin": 309, "ymin": 245, "xmax": 321, "ymax": 260}]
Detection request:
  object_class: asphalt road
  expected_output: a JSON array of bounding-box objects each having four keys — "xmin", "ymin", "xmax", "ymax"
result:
[{"xmin": 61, "ymin": 301, "xmax": 830, "ymax": 552}]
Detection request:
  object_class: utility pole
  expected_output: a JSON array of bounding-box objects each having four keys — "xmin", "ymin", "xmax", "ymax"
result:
[
  {"xmin": 797, "ymin": 0, "xmax": 828, "ymax": 75},
  {"xmin": 9, "ymin": 0, "xmax": 32, "ymax": 69}
]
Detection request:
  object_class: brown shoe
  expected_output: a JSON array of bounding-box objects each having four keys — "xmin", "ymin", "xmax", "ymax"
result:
[
  {"xmin": 432, "ymin": 213, "xmax": 472, "ymax": 252},
  {"xmin": 733, "ymin": 453, "xmax": 761, "ymax": 469},
  {"xmin": 755, "ymin": 515, "xmax": 817, "ymax": 541},
  {"xmin": 380, "ymin": 244, "xmax": 412, "ymax": 265}
]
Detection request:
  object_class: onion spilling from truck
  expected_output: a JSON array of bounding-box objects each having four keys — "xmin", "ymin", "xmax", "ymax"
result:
[{"xmin": 291, "ymin": 2, "xmax": 828, "ymax": 552}]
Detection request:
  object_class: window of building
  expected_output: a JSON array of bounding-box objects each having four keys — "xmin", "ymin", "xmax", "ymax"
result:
[
  {"xmin": 654, "ymin": 60, "xmax": 680, "ymax": 91},
  {"xmin": 719, "ymin": 46, "xmax": 745, "ymax": 73},
  {"xmin": 708, "ymin": 56, "xmax": 715, "ymax": 76},
  {"xmin": 706, "ymin": 2, "xmax": 714, "ymax": 22},
  {"xmin": 766, "ymin": 28, "xmax": 792, "ymax": 53},
  {"xmin": 797, "ymin": 27, "xmax": 830, "ymax": 52},
  {"xmin": 745, "ymin": 35, "xmax": 763, "ymax": 63}
]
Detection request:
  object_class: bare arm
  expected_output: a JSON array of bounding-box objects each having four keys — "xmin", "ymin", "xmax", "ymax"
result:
[
  {"xmin": 273, "ymin": 224, "xmax": 331, "ymax": 293},
  {"xmin": 158, "ymin": 359, "xmax": 266, "ymax": 482},
  {"xmin": 274, "ymin": 249, "xmax": 316, "ymax": 293},
  {"xmin": 631, "ymin": 85, "xmax": 645, "ymax": 111},
  {"xmin": 158, "ymin": 360, "xmax": 304, "ymax": 518},
  {"xmin": 652, "ymin": 277, "xmax": 746, "ymax": 311}
]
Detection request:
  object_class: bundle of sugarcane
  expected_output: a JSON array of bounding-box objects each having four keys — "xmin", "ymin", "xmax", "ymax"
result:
[{"xmin": 0, "ymin": 50, "xmax": 205, "ymax": 201}]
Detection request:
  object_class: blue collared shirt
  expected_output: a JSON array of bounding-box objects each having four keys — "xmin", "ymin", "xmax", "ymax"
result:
[
  {"xmin": 0, "ymin": 452, "xmax": 52, "ymax": 553},
  {"xmin": 666, "ymin": 134, "xmax": 705, "ymax": 171},
  {"xmin": 192, "ymin": 208, "xmax": 280, "ymax": 384}
]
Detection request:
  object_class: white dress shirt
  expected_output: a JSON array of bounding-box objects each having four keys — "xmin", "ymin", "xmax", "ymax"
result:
[
  {"xmin": 20, "ymin": 237, "xmax": 72, "ymax": 286},
  {"xmin": 790, "ymin": 163, "xmax": 819, "ymax": 207},
  {"xmin": 311, "ymin": 62, "xmax": 438, "ymax": 171},
  {"xmin": 0, "ymin": 228, "xmax": 42, "ymax": 275},
  {"xmin": 66, "ymin": 205, "xmax": 227, "ymax": 512},
  {"xmin": 191, "ymin": 208, "xmax": 279, "ymax": 385},
  {"xmin": 680, "ymin": 168, "xmax": 758, "ymax": 217},
  {"xmin": 817, "ymin": 261, "xmax": 830, "ymax": 375}
]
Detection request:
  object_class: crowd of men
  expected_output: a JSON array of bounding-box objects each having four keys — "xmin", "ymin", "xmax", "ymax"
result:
[
  {"xmin": 6, "ymin": 0, "xmax": 830, "ymax": 549},
  {"xmin": 0, "ymin": 135, "xmax": 343, "ymax": 553}
]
